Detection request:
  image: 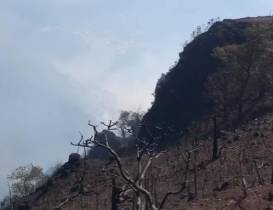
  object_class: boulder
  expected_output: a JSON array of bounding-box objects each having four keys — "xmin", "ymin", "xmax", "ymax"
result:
[{"xmin": 68, "ymin": 153, "xmax": 81, "ymax": 164}]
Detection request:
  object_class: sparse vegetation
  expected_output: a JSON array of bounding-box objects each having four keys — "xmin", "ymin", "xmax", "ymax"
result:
[
  {"xmin": 7, "ymin": 164, "xmax": 45, "ymax": 198},
  {"xmin": 3, "ymin": 17, "xmax": 273, "ymax": 210}
]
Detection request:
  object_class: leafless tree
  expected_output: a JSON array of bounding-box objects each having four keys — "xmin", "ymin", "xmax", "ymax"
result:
[{"xmin": 71, "ymin": 120, "xmax": 189, "ymax": 210}]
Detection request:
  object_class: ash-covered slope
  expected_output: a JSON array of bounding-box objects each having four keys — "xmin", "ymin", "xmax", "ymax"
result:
[{"xmin": 12, "ymin": 111, "xmax": 273, "ymax": 210}]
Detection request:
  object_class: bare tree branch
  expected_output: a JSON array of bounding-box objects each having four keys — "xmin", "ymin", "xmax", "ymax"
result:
[{"xmin": 71, "ymin": 121, "xmax": 188, "ymax": 210}]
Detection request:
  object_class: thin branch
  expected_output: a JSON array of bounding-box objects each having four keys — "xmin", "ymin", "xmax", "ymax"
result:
[
  {"xmin": 158, "ymin": 150, "xmax": 191, "ymax": 210},
  {"xmin": 158, "ymin": 183, "xmax": 186, "ymax": 210},
  {"xmin": 54, "ymin": 192, "xmax": 80, "ymax": 210}
]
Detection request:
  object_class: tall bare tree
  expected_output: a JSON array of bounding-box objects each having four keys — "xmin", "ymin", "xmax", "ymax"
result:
[{"xmin": 72, "ymin": 120, "xmax": 190, "ymax": 210}]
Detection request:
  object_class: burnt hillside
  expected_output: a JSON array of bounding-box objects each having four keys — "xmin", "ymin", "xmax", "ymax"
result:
[
  {"xmin": 141, "ymin": 16, "xmax": 273, "ymax": 136},
  {"xmin": 3, "ymin": 16, "xmax": 273, "ymax": 210},
  {"xmin": 10, "ymin": 112, "xmax": 273, "ymax": 210}
]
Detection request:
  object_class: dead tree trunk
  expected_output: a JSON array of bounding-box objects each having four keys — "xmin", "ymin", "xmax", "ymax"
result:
[
  {"xmin": 212, "ymin": 116, "xmax": 218, "ymax": 160},
  {"xmin": 271, "ymin": 165, "xmax": 273, "ymax": 185},
  {"xmin": 72, "ymin": 121, "xmax": 189, "ymax": 210},
  {"xmin": 253, "ymin": 160, "xmax": 264, "ymax": 185},
  {"xmin": 111, "ymin": 177, "xmax": 119, "ymax": 210}
]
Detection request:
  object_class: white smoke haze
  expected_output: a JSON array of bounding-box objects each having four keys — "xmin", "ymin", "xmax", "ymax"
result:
[{"xmin": 1, "ymin": 0, "xmax": 273, "ymax": 199}]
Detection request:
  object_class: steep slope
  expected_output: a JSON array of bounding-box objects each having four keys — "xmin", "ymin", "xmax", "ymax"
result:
[{"xmin": 141, "ymin": 16, "xmax": 273, "ymax": 136}]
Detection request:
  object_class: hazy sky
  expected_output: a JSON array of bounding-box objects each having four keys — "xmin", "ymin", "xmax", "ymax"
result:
[{"xmin": 1, "ymin": 0, "xmax": 273, "ymax": 198}]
